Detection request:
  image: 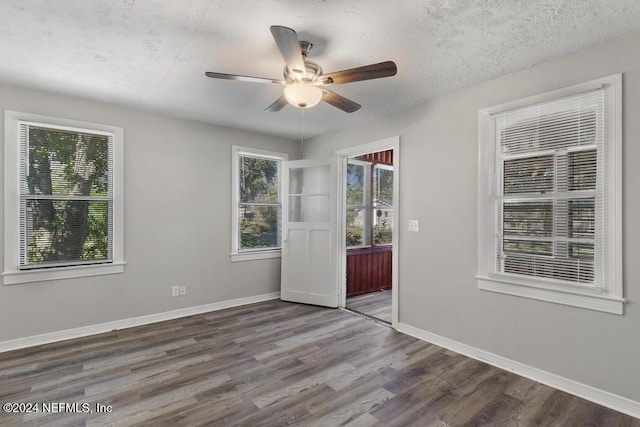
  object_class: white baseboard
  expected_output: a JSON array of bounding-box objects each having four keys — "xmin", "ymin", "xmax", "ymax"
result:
[
  {"xmin": 0, "ymin": 292, "xmax": 280, "ymax": 353},
  {"xmin": 397, "ymin": 323, "xmax": 640, "ymax": 420}
]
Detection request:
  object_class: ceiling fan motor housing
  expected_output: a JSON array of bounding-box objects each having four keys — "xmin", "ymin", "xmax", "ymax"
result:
[{"xmin": 283, "ymin": 41, "xmax": 322, "ymax": 83}]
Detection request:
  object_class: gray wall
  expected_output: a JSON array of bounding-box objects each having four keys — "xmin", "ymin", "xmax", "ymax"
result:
[
  {"xmin": 0, "ymin": 85, "xmax": 299, "ymax": 342},
  {"xmin": 304, "ymin": 34, "xmax": 640, "ymax": 402}
]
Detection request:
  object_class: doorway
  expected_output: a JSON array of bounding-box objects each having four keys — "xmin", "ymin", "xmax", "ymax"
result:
[{"xmin": 337, "ymin": 137, "xmax": 399, "ymax": 327}]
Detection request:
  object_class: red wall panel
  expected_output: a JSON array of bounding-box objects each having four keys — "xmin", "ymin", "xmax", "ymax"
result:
[{"xmin": 346, "ymin": 246, "xmax": 392, "ymax": 297}]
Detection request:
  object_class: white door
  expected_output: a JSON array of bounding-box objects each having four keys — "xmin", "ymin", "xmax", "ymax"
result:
[{"xmin": 281, "ymin": 158, "xmax": 339, "ymax": 307}]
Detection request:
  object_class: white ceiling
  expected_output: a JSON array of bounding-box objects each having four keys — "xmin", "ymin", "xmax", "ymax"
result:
[{"xmin": 1, "ymin": 0, "xmax": 640, "ymax": 140}]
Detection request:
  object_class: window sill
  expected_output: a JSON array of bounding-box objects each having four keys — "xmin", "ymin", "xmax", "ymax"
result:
[
  {"xmin": 347, "ymin": 245, "xmax": 393, "ymax": 256},
  {"xmin": 476, "ymin": 275, "xmax": 625, "ymax": 315},
  {"xmin": 2, "ymin": 262, "xmax": 126, "ymax": 285},
  {"xmin": 230, "ymin": 250, "xmax": 281, "ymax": 262}
]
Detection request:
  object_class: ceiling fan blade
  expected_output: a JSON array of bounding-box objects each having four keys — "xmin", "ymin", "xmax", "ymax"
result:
[
  {"xmin": 319, "ymin": 61, "xmax": 397, "ymax": 85},
  {"xmin": 205, "ymin": 71, "xmax": 283, "ymax": 85},
  {"xmin": 270, "ymin": 25, "xmax": 306, "ymax": 75},
  {"xmin": 265, "ymin": 96, "xmax": 288, "ymax": 112},
  {"xmin": 321, "ymin": 89, "xmax": 361, "ymax": 113}
]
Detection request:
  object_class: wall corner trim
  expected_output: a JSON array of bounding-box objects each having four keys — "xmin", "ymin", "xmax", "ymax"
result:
[
  {"xmin": 0, "ymin": 292, "xmax": 281, "ymax": 353},
  {"xmin": 397, "ymin": 322, "xmax": 640, "ymax": 419}
]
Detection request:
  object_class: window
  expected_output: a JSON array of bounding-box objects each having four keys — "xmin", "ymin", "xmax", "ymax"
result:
[
  {"xmin": 373, "ymin": 164, "xmax": 394, "ymax": 245},
  {"xmin": 346, "ymin": 159, "xmax": 371, "ymax": 247},
  {"xmin": 3, "ymin": 111, "xmax": 125, "ymax": 285},
  {"xmin": 346, "ymin": 155, "xmax": 394, "ymax": 248},
  {"xmin": 231, "ymin": 146, "xmax": 287, "ymax": 261},
  {"xmin": 477, "ymin": 75, "xmax": 623, "ymax": 314}
]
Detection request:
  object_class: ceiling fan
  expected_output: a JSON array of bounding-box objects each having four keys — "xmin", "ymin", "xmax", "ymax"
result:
[{"xmin": 205, "ymin": 25, "xmax": 397, "ymax": 113}]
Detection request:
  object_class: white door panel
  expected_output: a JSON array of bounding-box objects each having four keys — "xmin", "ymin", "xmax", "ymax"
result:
[{"xmin": 281, "ymin": 158, "xmax": 338, "ymax": 307}]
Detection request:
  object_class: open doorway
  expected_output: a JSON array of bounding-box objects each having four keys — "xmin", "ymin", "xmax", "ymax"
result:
[
  {"xmin": 345, "ymin": 151, "xmax": 393, "ymax": 322},
  {"xmin": 337, "ymin": 136, "xmax": 399, "ymax": 327}
]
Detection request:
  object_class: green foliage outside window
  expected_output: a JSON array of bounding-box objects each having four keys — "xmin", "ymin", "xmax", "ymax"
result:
[
  {"xmin": 374, "ymin": 224, "xmax": 393, "ymax": 245},
  {"xmin": 346, "ymin": 162, "xmax": 366, "ymax": 246},
  {"xmin": 239, "ymin": 156, "xmax": 280, "ymax": 250},
  {"xmin": 25, "ymin": 126, "xmax": 110, "ymax": 265},
  {"xmin": 346, "ymin": 227, "xmax": 364, "ymax": 247}
]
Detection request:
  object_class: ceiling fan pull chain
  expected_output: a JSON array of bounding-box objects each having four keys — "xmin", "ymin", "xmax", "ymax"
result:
[{"xmin": 300, "ymin": 108, "xmax": 305, "ymax": 156}]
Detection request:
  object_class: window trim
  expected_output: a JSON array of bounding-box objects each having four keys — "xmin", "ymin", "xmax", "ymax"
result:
[
  {"xmin": 230, "ymin": 146, "xmax": 287, "ymax": 262},
  {"xmin": 476, "ymin": 75, "xmax": 624, "ymax": 314},
  {"xmin": 3, "ymin": 111, "xmax": 125, "ymax": 285}
]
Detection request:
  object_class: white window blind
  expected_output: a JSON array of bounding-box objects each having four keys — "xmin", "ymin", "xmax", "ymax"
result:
[
  {"xmin": 19, "ymin": 122, "xmax": 114, "ymax": 269},
  {"xmin": 489, "ymin": 89, "xmax": 604, "ymax": 288},
  {"xmin": 490, "ymin": 89, "xmax": 606, "ymax": 287},
  {"xmin": 477, "ymin": 75, "xmax": 622, "ymax": 314}
]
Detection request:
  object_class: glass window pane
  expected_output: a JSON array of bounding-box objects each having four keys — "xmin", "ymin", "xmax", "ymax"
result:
[
  {"xmin": 503, "ymin": 239, "xmax": 553, "ymax": 256},
  {"xmin": 289, "ymin": 165, "xmax": 330, "ymax": 195},
  {"xmin": 346, "ymin": 162, "xmax": 365, "ymax": 206},
  {"xmin": 346, "ymin": 207, "xmax": 365, "ymax": 246},
  {"xmin": 26, "ymin": 199, "xmax": 109, "ymax": 264},
  {"xmin": 568, "ymin": 198, "xmax": 595, "ymax": 238},
  {"xmin": 503, "ymin": 201, "xmax": 553, "ymax": 237},
  {"xmin": 503, "ymin": 155, "xmax": 554, "ymax": 194},
  {"xmin": 288, "ymin": 195, "xmax": 329, "ymax": 222},
  {"xmin": 569, "ymin": 243, "xmax": 594, "ymax": 260},
  {"xmin": 374, "ymin": 166, "xmax": 393, "ymax": 206},
  {"xmin": 287, "ymin": 164, "xmax": 331, "ymax": 223},
  {"xmin": 345, "ymin": 164, "xmax": 395, "ymax": 246},
  {"xmin": 239, "ymin": 156, "xmax": 279, "ymax": 203},
  {"xmin": 239, "ymin": 204, "xmax": 279, "ymax": 250},
  {"xmin": 373, "ymin": 208, "xmax": 393, "ymax": 245},
  {"xmin": 568, "ymin": 150, "xmax": 596, "ymax": 191},
  {"xmin": 27, "ymin": 126, "xmax": 110, "ymax": 197}
]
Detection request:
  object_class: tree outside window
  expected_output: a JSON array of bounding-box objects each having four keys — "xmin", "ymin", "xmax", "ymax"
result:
[
  {"xmin": 237, "ymin": 154, "xmax": 282, "ymax": 251},
  {"xmin": 346, "ymin": 160, "xmax": 369, "ymax": 247},
  {"xmin": 22, "ymin": 124, "xmax": 112, "ymax": 268}
]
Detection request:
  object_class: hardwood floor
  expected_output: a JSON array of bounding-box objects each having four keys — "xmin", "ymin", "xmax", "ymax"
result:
[
  {"xmin": 346, "ymin": 290, "xmax": 392, "ymax": 323},
  {"xmin": 0, "ymin": 300, "xmax": 638, "ymax": 426}
]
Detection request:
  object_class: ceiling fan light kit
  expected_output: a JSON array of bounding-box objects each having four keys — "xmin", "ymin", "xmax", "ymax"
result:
[
  {"xmin": 205, "ymin": 25, "xmax": 397, "ymax": 113},
  {"xmin": 283, "ymin": 82, "xmax": 323, "ymax": 108}
]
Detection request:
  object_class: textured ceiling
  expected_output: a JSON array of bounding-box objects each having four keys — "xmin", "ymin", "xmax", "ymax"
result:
[{"xmin": 1, "ymin": 0, "xmax": 640, "ymax": 140}]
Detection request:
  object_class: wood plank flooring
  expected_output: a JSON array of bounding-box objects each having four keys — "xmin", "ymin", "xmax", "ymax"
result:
[
  {"xmin": 346, "ymin": 290, "xmax": 392, "ymax": 323},
  {"xmin": 0, "ymin": 300, "xmax": 638, "ymax": 426}
]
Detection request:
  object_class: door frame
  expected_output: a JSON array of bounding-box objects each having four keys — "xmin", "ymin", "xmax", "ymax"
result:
[{"xmin": 335, "ymin": 136, "xmax": 400, "ymax": 328}]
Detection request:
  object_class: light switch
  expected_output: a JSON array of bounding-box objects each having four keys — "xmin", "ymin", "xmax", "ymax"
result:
[{"xmin": 408, "ymin": 220, "xmax": 420, "ymax": 232}]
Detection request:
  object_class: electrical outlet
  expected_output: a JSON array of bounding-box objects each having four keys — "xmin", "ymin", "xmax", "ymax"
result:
[
  {"xmin": 171, "ymin": 286, "xmax": 179, "ymax": 297},
  {"xmin": 408, "ymin": 220, "xmax": 420, "ymax": 232},
  {"xmin": 179, "ymin": 286, "xmax": 187, "ymax": 296}
]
